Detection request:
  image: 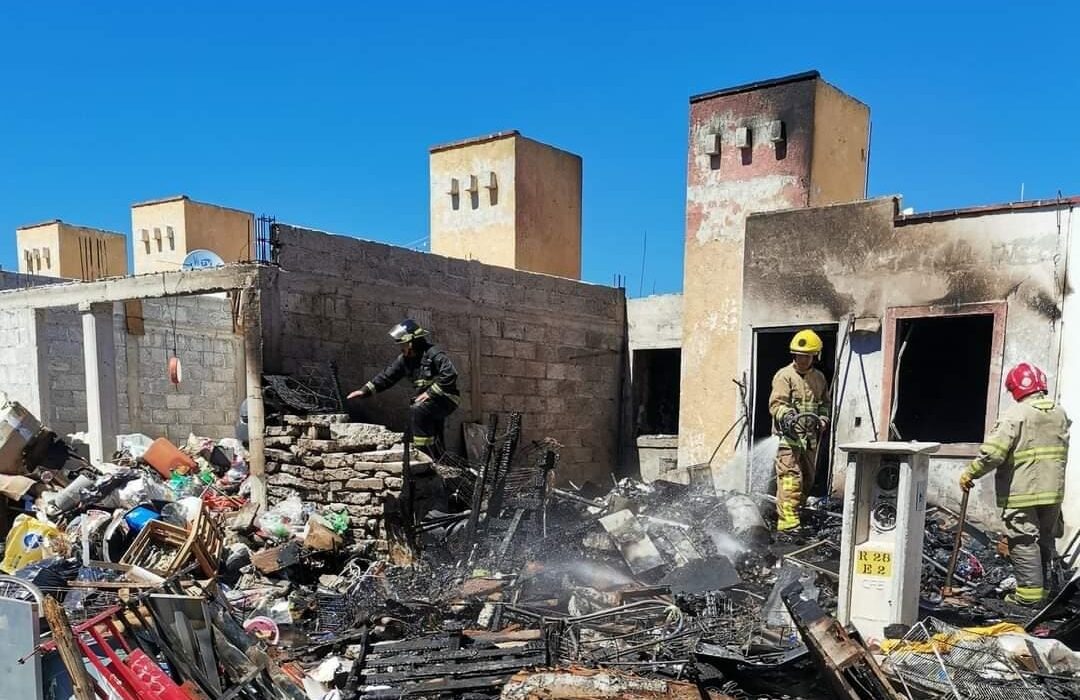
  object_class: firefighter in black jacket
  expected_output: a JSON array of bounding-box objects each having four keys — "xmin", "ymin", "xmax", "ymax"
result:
[{"xmin": 347, "ymin": 319, "xmax": 459, "ymax": 458}]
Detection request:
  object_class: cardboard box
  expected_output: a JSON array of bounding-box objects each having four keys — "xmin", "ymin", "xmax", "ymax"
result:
[
  {"xmin": 0, "ymin": 474, "xmax": 35, "ymax": 501},
  {"xmin": 0, "ymin": 402, "xmax": 40, "ymax": 475}
]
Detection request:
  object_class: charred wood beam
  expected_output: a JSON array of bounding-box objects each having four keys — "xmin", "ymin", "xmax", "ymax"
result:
[
  {"xmin": 362, "ymin": 653, "xmax": 547, "ymax": 684},
  {"xmin": 781, "ymin": 582, "xmax": 900, "ymax": 700}
]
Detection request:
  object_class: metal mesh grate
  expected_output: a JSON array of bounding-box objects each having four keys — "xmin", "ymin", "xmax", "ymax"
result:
[
  {"xmin": 264, "ymin": 361, "xmax": 344, "ymax": 414},
  {"xmin": 882, "ymin": 617, "xmax": 1080, "ymax": 700}
]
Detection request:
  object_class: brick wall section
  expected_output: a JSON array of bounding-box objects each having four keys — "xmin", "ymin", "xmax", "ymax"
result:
[
  {"xmin": 267, "ymin": 224, "xmax": 627, "ymax": 485},
  {"xmin": 0, "ymin": 272, "xmax": 63, "ymax": 421}
]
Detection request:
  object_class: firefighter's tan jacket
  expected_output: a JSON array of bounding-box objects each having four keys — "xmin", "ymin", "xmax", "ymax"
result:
[
  {"xmin": 769, "ymin": 363, "xmax": 830, "ymax": 450},
  {"xmin": 965, "ymin": 394, "xmax": 1070, "ymax": 508}
]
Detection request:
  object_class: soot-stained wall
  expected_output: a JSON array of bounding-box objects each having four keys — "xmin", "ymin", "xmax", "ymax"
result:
[{"xmin": 742, "ymin": 196, "xmax": 1075, "ymax": 529}]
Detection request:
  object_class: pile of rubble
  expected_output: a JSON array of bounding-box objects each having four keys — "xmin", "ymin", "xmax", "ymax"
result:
[
  {"xmin": 264, "ymin": 414, "xmax": 433, "ymax": 553},
  {"xmin": 3, "ymin": 399, "xmax": 1080, "ymax": 700}
]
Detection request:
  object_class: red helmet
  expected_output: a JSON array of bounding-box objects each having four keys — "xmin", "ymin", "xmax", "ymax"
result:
[{"xmin": 1005, "ymin": 363, "xmax": 1047, "ymax": 401}]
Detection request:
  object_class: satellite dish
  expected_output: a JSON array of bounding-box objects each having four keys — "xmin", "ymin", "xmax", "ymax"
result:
[{"xmin": 182, "ymin": 249, "xmax": 226, "ymax": 270}]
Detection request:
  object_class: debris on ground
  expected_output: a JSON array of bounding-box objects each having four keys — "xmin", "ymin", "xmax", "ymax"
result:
[{"xmin": 2, "ymin": 399, "xmax": 1080, "ymax": 698}]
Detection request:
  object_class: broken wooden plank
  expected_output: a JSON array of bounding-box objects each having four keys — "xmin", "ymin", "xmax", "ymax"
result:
[
  {"xmin": 250, "ymin": 540, "xmax": 302, "ymax": 574},
  {"xmin": 42, "ymin": 597, "xmax": 95, "ymax": 700},
  {"xmin": 463, "ymin": 628, "xmax": 544, "ymax": 643},
  {"xmin": 782, "ymin": 581, "xmax": 900, "ymax": 700}
]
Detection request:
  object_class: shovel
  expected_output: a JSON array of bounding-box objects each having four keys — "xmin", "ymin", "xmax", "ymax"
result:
[{"xmin": 941, "ymin": 489, "xmax": 970, "ymax": 600}]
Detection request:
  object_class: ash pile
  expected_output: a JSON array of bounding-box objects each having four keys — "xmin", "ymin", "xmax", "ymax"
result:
[{"xmin": 4, "ymin": 401, "xmax": 1080, "ymax": 700}]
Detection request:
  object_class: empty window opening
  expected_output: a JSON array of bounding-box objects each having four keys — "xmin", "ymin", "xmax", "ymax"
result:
[
  {"xmin": 888, "ymin": 314, "xmax": 993, "ymax": 444},
  {"xmin": 752, "ymin": 326, "xmax": 837, "ymax": 496},
  {"xmin": 632, "ymin": 348, "xmax": 680, "ymax": 436}
]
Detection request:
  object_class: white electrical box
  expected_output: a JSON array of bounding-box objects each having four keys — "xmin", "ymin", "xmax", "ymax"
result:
[{"xmin": 837, "ymin": 441, "xmax": 939, "ymax": 641}]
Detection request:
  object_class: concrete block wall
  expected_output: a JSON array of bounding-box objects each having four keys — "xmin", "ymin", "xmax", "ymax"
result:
[
  {"xmin": 132, "ymin": 297, "xmax": 243, "ymax": 442},
  {"xmin": 0, "ymin": 279, "xmax": 243, "ymax": 444},
  {"xmin": 267, "ymin": 224, "xmax": 627, "ymax": 486},
  {"xmin": 0, "ymin": 309, "xmax": 42, "ymax": 414},
  {"xmin": 41, "ymin": 308, "xmax": 87, "ymax": 436}
]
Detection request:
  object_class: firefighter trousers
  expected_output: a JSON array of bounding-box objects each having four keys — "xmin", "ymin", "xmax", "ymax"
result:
[
  {"xmin": 775, "ymin": 446, "xmax": 816, "ymax": 531},
  {"xmin": 1002, "ymin": 504, "xmax": 1062, "ymax": 603},
  {"xmin": 410, "ymin": 395, "xmax": 457, "ymax": 459}
]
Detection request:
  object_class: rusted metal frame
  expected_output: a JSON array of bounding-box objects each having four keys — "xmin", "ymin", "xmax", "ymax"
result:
[
  {"xmin": 782, "ymin": 582, "xmax": 900, "ymax": 700},
  {"xmin": 486, "ymin": 412, "xmax": 522, "ymax": 519},
  {"xmin": 363, "ymin": 653, "xmax": 547, "ymax": 684},
  {"xmin": 879, "ymin": 301, "xmax": 1007, "ymax": 451},
  {"xmin": 367, "ymin": 641, "xmax": 546, "ymax": 668},
  {"xmin": 466, "ymin": 413, "xmax": 499, "ymax": 540}
]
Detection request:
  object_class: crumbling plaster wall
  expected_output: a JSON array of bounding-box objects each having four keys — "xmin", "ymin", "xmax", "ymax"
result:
[
  {"xmin": 679, "ymin": 76, "xmax": 869, "ymax": 485},
  {"xmin": 680, "ymin": 80, "xmax": 816, "ymax": 477},
  {"xmin": 742, "ymin": 196, "xmax": 1073, "ymax": 529},
  {"xmin": 429, "ymin": 136, "xmax": 518, "ymax": 269},
  {"xmin": 628, "ymin": 294, "xmax": 683, "ymax": 353},
  {"xmin": 265, "ymin": 224, "xmax": 627, "ymax": 486}
]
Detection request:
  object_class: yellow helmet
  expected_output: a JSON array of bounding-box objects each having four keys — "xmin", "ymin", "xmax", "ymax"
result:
[{"xmin": 790, "ymin": 329, "xmax": 822, "ymax": 355}]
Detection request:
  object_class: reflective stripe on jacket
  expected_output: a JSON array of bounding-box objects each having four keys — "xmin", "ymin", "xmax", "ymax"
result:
[
  {"xmin": 768, "ymin": 363, "xmax": 830, "ymax": 450},
  {"xmin": 965, "ymin": 394, "xmax": 1070, "ymax": 508},
  {"xmin": 366, "ymin": 344, "xmax": 460, "ymax": 403}
]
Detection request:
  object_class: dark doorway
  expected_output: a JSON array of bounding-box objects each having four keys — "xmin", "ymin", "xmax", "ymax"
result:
[
  {"xmin": 632, "ymin": 348, "xmax": 680, "ymax": 435},
  {"xmin": 752, "ymin": 326, "xmax": 837, "ymax": 495},
  {"xmin": 888, "ymin": 314, "xmax": 993, "ymax": 443}
]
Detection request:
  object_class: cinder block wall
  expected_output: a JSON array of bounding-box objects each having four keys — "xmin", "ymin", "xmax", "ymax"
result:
[
  {"xmin": 0, "ymin": 270, "xmax": 244, "ymax": 444},
  {"xmin": 42, "ymin": 308, "xmax": 89, "ymax": 435},
  {"xmin": 131, "ymin": 297, "xmax": 244, "ymax": 442},
  {"xmin": 266, "ymin": 225, "xmax": 627, "ymax": 486}
]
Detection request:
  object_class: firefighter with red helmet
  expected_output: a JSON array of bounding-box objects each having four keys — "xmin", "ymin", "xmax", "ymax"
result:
[
  {"xmin": 960, "ymin": 362, "xmax": 1070, "ymax": 605},
  {"xmin": 769, "ymin": 329, "xmax": 831, "ymax": 532}
]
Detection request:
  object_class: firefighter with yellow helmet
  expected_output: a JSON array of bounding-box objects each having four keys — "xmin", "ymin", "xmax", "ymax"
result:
[{"xmin": 769, "ymin": 329, "xmax": 831, "ymax": 531}]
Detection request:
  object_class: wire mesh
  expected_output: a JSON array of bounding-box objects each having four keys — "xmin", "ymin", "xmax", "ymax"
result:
[
  {"xmin": 881, "ymin": 617, "xmax": 1080, "ymax": 700},
  {"xmin": 264, "ymin": 361, "xmax": 344, "ymax": 414}
]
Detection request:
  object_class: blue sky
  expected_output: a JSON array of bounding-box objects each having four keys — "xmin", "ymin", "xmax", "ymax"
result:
[{"xmin": 2, "ymin": 2, "xmax": 1077, "ymax": 296}]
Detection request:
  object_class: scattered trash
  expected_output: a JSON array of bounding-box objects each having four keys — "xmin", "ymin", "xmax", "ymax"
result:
[{"xmin": 3, "ymin": 401, "xmax": 1080, "ymax": 699}]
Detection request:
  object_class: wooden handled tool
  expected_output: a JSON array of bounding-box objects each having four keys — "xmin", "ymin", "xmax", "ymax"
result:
[{"xmin": 942, "ymin": 489, "xmax": 970, "ymax": 597}]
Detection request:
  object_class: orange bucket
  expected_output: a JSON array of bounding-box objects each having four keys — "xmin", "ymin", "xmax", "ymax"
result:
[{"xmin": 142, "ymin": 438, "xmax": 197, "ymax": 479}]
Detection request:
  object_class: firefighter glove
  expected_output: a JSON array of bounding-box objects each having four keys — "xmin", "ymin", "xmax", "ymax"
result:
[{"xmin": 959, "ymin": 471, "xmax": 974, "ymax": 492}]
